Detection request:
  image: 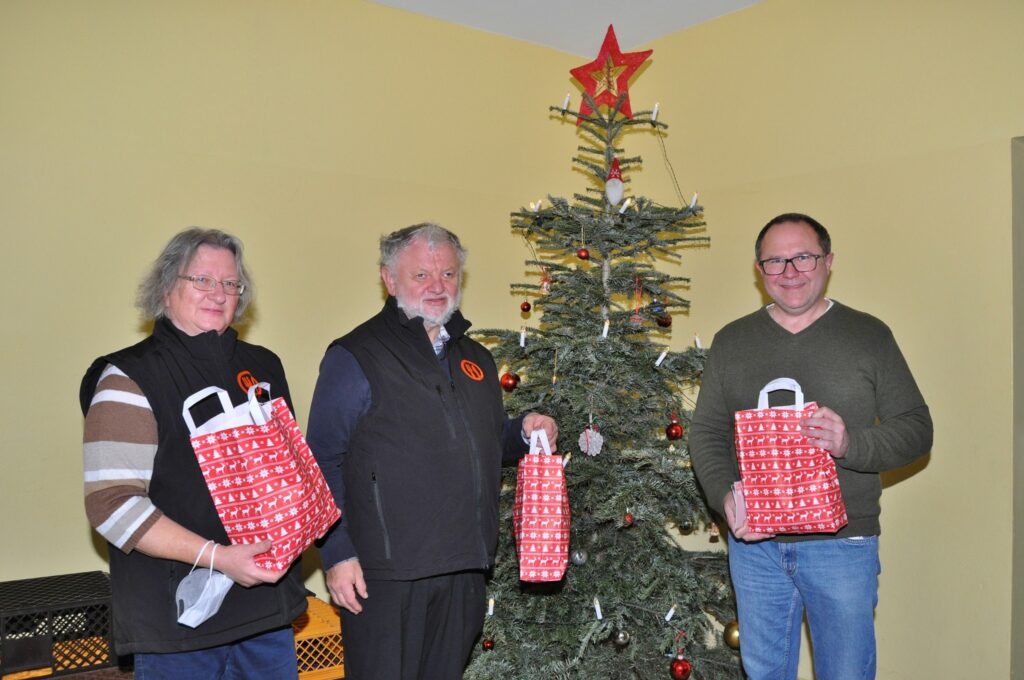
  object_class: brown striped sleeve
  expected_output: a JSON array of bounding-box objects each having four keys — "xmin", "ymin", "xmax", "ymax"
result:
[{"xmin": 83, "ymin": 364, "xmax": 163, "ymax": 552}]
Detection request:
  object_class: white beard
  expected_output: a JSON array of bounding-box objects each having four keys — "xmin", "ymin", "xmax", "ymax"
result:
[{"xmin": 395, "ymin": 289, "xmax": 461, "ymax": 328}]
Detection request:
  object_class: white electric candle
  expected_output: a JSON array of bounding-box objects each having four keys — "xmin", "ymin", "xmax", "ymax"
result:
[
  {"xmin": 562, "ymin": 93, "xmax": 570, "ymax": 110},
  {"xmin": 593, "ymin": 597, "xmax": 603, "ymax": 620},
  {"xmin": 602, "ymin": 319, "xmax": 610, "ymax": 338},
  {"xmin": 651, "ymin": 102, "xmax": 659, "ymax": 122},
  {"xmin": 655, "ymin": 349, "xmax": 668, "ymax": 367}
]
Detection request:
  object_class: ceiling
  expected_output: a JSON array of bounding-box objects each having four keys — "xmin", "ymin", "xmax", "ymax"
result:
[{"xmin": 368, "ymin": 0, "xmax": 762, "ymax": 57}]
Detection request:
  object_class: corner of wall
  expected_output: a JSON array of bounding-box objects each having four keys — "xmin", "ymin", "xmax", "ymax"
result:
[{"xmin": 1011, "ymin": 135, "xmax": 1024, "ymax": 680}]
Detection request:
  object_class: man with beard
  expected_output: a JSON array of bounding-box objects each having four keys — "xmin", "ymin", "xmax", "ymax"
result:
[{"xmin": 308, "ymin": 223, "xmax": 557, "ymax": 680}]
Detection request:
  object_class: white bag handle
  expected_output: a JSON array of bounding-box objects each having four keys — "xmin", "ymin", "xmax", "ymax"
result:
[
  {"xmin": 246, "ymin": 382, "xmax": 273, "ymax": 425},
  {"xmin": 181, "ymin": 383, "xmax": 276, "ymax": 435},
  {"xmin": 529, "ymin": 428, "xmax": 553, "ymax": 455},
  {"xmin": 182, "ymin": 387, "xmax": 234, "ymax": 435},
  {"xmin": 757, "ymin": 378, "xmax": 804, "ymax": 410}
]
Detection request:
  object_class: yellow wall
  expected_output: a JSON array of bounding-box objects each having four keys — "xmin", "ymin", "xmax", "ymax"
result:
[
  {"xmin": 2, "ymin": 1, "xmax": 1021, "ymax": 678},
  {"xmin": 638, "ymin": 2, "xmax": 1023, "ymax": 677},
  {"xmin": 0, "ymin": 0, "xmax": 581, "ymax": 585}
]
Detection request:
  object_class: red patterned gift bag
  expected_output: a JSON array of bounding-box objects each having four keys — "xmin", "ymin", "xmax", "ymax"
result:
[
  {"xmin": 733, "ymin": 378, "xmax": 848, "ymax": 534},
  {"xmin": 512, "ymin": 429, "xmax": 570, "ymax": 582},
  {"xmin": 183, "ymin": 382, "xmax": 341, "ymax": 571}
]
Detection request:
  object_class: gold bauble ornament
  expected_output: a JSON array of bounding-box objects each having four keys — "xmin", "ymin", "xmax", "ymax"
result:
[{"xmin": 724, "ymin": 620, "xmax": 740, "ymax": 650}]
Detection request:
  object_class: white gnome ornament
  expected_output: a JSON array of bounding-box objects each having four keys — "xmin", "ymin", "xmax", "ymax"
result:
[{"xmin": 605, "ymin": 158, "xmax": 624, "ymax": 206}]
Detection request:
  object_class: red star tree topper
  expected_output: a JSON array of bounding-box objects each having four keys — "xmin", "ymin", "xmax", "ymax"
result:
[{"xmin": 569, "ymin": 24, "xmax": 652, "ymax": 123}]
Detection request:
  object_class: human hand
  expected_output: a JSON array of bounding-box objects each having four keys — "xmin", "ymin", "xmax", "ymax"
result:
[
  {"xmin": 215, "ymin": 541, "xmax": 285, "ymax": 587},
  {"xmin": 723, "ymin": 491, "xmax": 775, "ymax": 542},
  {"xmin": 523, "ymin": 413, "xmax": 559, "ymax": 450},
  {"xmin": 801, "ymin": 406, "xmax": 850, "ymax": 458},
  {"xmin": 326, "ymin": 559, "xmax": 368, "ymax": 614}
]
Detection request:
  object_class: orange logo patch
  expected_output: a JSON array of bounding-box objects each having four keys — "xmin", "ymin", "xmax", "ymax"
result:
[
  {"xmin": 460, "ymin": 359, "xmax": 485, "ymax": 382},
  {"xmin": 236, "ymin": 370, "xmax": 262, "ymax": 395}
]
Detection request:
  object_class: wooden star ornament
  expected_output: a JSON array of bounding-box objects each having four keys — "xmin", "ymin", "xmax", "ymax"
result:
[{"xmin": 569, "ymin": 24, "xmax": 652, "ymax": 123}]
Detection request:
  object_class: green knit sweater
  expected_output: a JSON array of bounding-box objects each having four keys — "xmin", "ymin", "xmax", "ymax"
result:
[{"xmin": 689, "ymin": 301, "xmax": 932, "ymax": 540}]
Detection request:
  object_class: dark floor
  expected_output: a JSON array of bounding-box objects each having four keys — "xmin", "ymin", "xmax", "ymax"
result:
[
  {"xmin": 63, "ymin": 669, "xmax": 133, "ymax": 679},
  {"xmin": 1, "ymin": 665, "xmax": 133, "ymax": 679}
]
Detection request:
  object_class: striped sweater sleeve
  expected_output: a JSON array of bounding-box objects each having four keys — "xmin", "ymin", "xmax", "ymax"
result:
[{"xmin": 83, "ymin": 363, "xmax": 163, "ymax": 553}]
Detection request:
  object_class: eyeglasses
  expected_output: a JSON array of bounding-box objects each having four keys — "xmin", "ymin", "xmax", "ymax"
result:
[
  {"xmin": 757, "ymin": 254, "xmax": 825, "ymax": 276},
  {"xmin": 178, "ymin": 275, "xmax": 246, "ymax": 296}
]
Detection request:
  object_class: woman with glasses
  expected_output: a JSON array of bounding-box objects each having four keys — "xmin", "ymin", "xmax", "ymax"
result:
[{"xmin": 79, "ymin": 228, "xmax": 306, "ymax": 679}]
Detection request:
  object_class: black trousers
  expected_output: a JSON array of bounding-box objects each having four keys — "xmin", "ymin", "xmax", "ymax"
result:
[{"xmin": 339, "ymin": 570, "xmax": 486, "ymax": 680}]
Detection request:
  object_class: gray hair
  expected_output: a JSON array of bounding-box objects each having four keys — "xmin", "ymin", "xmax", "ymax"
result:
[
  {"xmin": 379, "ymin": 223, "xmax": 467, "ymax": 273},
  {"xmin": 136, "ymin": 227, "xmax": 253, "ymax": 322}
]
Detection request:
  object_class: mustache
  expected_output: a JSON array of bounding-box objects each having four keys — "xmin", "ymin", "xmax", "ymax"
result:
[{"xmin": 396, "ymin": 290, "xmax": 461, "ymax": 325}]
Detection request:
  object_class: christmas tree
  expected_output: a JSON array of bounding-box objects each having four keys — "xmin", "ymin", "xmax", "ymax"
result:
[{"xmin": 465, "ymin": 26, "xmax": 742, "ymax": 680}]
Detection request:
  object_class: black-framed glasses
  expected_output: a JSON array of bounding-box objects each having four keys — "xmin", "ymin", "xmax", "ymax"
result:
[
  {"xmin": 177, "ymin": 275, "xmax": 246, "ymax": 296},
  {"xmin": 758, "ymin": 254, "xmax": 825, "ymax": 275}
]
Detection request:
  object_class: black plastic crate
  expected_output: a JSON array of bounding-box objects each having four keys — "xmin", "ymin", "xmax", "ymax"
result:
[{"xmin": 0, "ymin": 571, "xmax": 114, "ymax": 676}]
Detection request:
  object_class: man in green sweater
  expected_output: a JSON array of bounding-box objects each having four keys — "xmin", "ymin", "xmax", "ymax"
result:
[{"xmin": 689, "ymin": 213, "xmax": 932, "ymax": 680}]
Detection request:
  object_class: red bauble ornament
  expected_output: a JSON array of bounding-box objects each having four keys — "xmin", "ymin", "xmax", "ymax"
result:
[
  {"xmin": 520, "ymin": 301, "xmax": 532, "ymax": 313},
  {"xmin": 577, "ymin": 247, "xmax": 590, "ymax": 260},
  {"xmin": 500, "ymin": 372, "xmax": 520, "ymax": 392},
  {"xmin": 669, "ymin": 655, "xmax": 692, "ymax": 680},
  {"xmin": 656, "ymin": 314, "xmax": 672, "ymax": 328},
  {"xmin": 482, "ymin": 638, "xmax": 495, "ymax": 651},
  {"xmin": 623, "ymin": 512, "xmax": 635, "ymax": 527},
  {"xmin": 569, "ymin": 24, "xmax": 653, "ymax": 123},
  {"xmin": 666, "ymin": 421, "xmax": 684, "ymax": 441}
]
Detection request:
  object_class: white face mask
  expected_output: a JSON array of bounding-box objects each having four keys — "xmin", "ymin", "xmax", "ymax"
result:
[{"xmin": 176, "ymin": 542, "xmax": 234, "ymax": 628}]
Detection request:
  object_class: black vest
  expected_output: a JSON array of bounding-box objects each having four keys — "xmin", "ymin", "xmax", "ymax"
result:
[
  {"xmin": 80, "ymin": 318, "xmax": 307, "ymax": 655},
  {"xmin": 334, "ymin": 298, "xmax": 507, "ymax": 580}
]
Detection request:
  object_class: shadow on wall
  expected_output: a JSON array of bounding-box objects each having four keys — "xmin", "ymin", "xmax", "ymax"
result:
[
  {"xmin": 881, "ymin": 454, "xmax": 929, "ymax": 490},
  {"xmin": 89, "ymin": 525, "xmax": 109, "ymax": 562}
]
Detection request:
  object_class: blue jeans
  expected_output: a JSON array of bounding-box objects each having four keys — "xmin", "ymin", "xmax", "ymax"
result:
[
  {"xmin": 728, "ymin": 535, "xmax": 880, "ymax": 680},
  {"xmin": 133, "ymin": 626, "xmax": 298, "ymax": 680}
]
